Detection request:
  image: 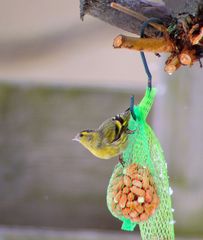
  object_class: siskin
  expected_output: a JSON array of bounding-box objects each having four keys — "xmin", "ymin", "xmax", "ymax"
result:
[{"xmin": 73, "ymin": 109, "xmax": 132, "ymax": 159}]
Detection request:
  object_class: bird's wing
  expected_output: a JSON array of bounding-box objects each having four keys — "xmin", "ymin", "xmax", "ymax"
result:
[
  {"xmin": 98, "ymin": 110, "xmax": 130, "ymax": 145},
  {"xmin": 98, "ymin": 119, "xmax": 117, "ymax": 145}
]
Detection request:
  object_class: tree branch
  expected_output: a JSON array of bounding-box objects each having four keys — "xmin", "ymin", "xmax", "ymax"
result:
[
  {"xmin": 80, "ymin": 0, "xmax": 202, "ymax": 36},
  {"xmin": 80, "ymin": 0, "xmax": 172, "ymax": 36},
  {"xmin": 163, "ymin": 0, "xmax": 203, "ymax": 16}
]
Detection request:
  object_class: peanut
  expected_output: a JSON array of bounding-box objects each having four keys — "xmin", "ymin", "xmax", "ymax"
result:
[
  {"xmin": 129, "ymin": 210, "xmax": 139, "ymax": 218},
  {"xmin": 142, "ymin": 174, "xmax": 149, "ymax": 190},
  {"xmin": 123, "ymin": 175, "xmax": 132, "ymax": 187},
  {"xmin": 144, "ymin": 203, "xmax": 155, "ymax": 216},
  {"xmin": 131, "ymin": 216, "xmax": 140, "ymax": 222},
  {"xmin": 119, "ymin": 194, "xmax": 127, "ymax": 208},
  {"xmin": 135, "ymin": 204, "xmax": 144, "ymax": 214},
  {"xmin": 145, "ymin": 189, "xmax": 153, "ymax": 203},
  {"xmin": 130, "ymin": 186, "xmax": 145, "ymax": 197},
  {"xmin": 122, "ymin": 208, "xmax": 131, "ymax": 218},
  {"xmin": 132, "ymin": 179, "xmax": 142, "ymax": 188},
  {"xmin": 114, "ymin": 190, "xmax": 122, "ymax": 203},
  {"xmin": 140, "ymin": 212, "xmax": 148, "ymax": 221},
  {"xmin": 123, "ymin": 186, "xmax": 130, "ymax": 194},
  {"xmin": 127, "ymin": 192, "xmax": 135, "ymax": 201}
]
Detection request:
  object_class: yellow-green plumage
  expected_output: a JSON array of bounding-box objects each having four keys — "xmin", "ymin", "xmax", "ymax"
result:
[{"xmin": 73, "ymin": 109, "xmax": 131, "ymax": 159}]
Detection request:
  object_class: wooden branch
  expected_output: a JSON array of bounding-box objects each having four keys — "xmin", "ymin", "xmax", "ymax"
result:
[
  {"xmin": 110, "ymin": 2, "xmax": 148, "ymax": 22},
  {"xmin": 164, "ymin": 55, "xmax": 181, "ymax": 74},
  {"xmin": 80, "ymin": 0, "xmax": 202, "ymax": 74},
  {"xmin": 179, "ymin": 49, "xmax": 196, "ymax": 65},
  {"xmin": 80, "ymin": 0, "xmax": 201, "ymax": 35},
  {"xmin": 113, "ymin": 35, "xmax": 174, "ymax": 53},
  {"xmin": 80, "ymin": 0, "xmax": 172, "ymax": 36},
  {"xmin": 110, "ymin": 3, "xmax": 167, "ymax": 34},
  {"xmin": 189, "ymin": 25, "xmax": 203, "ymax": 45},
  {"xmin": 163, "ymin": 0, "xmax": 202, "ymax": 16}
]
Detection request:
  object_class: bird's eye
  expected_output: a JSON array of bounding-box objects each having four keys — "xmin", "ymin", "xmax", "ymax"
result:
[{"xmin": 79, "ymin": 133, "xmax": 84, "ymax": 137}]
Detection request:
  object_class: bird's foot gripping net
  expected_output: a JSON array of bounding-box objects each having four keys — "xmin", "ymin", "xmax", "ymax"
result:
[{"xmin": 107, "ymin": 88, "xmax": 175, "ymax": 240}]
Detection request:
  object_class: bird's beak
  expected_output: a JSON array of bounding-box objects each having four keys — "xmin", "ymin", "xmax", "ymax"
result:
[{"xmin": 72, "ymin": 134, "xmax": 80, "ymax": 142}]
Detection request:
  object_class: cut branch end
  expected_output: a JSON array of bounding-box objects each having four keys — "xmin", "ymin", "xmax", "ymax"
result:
[
  {"xmin": 165, "ymin": 55, "xmax": 181, "ymax": 75},
  {"xmin": 179, "ymin": 49, "xmax": 196, "ymax": 65}
]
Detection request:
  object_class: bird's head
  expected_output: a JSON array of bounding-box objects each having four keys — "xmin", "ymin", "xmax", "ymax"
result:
[{"xmin": 73, "ymin": 129, "xmax": 96, "ymax": 148}]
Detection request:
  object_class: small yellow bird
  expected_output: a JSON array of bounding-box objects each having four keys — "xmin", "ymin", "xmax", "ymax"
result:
[{"xmin": 73, "ymin": 109, "xmax": 132, "ymax": 160}]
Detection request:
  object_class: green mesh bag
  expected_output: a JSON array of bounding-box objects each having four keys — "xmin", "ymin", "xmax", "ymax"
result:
[{"xmin": 107, "ymin": 88, "xmax": 175, "ymax": 240}]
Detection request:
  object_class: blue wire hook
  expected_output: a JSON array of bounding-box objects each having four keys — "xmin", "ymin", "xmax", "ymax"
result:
[
  {"xmin": 130, "ymin": 95, "xmax": 137, "ymax": 121},
  {"xmin": 140, "ymin": 18, "xmax": 164, "ymax": 90},
  {"xmin": 130, "ymin": 18, "xmax": 164, "ymax": 120}
]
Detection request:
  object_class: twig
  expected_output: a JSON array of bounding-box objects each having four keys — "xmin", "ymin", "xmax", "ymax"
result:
[
  {"xmin": 111, "ymin": 3, "xmax": 167, "ymax": 33},
  {"xmin": 189, "ymin": 25, "xmax": 203, "ymax": 45},
  {"xmin": 113, "ymin": 35, "xmax": 174, "ymax": 52},
  {"xmin": 179, "ymin": 49, "xmax": 196, "ymax": 65},
  {"xmin": 164, "ymin": 55, "xmax": 181, "ymax": 74}
]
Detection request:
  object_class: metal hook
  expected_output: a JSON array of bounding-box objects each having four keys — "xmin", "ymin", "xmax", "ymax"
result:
[
  {"xmin": 140, "ymin": 51, "xmax": 152, "ymax": 90},
  {"xmin": 140, "ymin": 18, "xmax": 164, "ymax": 90},
  {"xmin": 130, "ymin": 95, "xmax": 137, "ymax": 121},
  {"xmin": 130, "ymin": 18, "xmax": 163, "ymax": 119}
]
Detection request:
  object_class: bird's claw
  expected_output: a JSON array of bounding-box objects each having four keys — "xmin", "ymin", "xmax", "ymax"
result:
[
  {"xmin": 126, "ymin": 128, "xmax": 136, "ymax": 134},
  {"xmin": 119, "ymin": 155, "xmax": 124, "ymax": 167}
]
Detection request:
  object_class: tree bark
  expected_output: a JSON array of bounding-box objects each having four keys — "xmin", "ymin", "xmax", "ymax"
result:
[
  {"xmin": 80, "ymin": 0, "xmax": 172, "ymax": 36},
  {"xmin": 163, "ymin": 0, "xmax": 202, "ymax": 16},
  {"xmin": 80, "ymin": 0, "xmax": 202, "ymax": 36}
]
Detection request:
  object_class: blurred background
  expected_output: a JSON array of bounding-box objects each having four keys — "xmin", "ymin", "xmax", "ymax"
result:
[{"xmin": 0, "ymin": 0, "xmax": 202, "ymax": 239}]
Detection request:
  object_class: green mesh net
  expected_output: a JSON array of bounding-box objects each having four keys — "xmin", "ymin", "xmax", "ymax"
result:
[{"xmin": 107, "ymin": 88, "xmax": 175, "ymax": 240}]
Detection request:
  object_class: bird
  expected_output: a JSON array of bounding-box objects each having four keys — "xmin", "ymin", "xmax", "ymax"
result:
[{"xmin": 73, "ymin": 109, "xmax": 133, "ymax": 160}]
